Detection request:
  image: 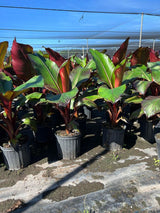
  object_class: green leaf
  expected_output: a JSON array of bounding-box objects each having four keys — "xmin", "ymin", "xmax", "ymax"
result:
[
  {"xmin": 90, "ymin": 49, "xmax": 115, "ymax": 88},
  {"xmin": 70, "ymin": 66, "xmax": 90, "ymax": 89},
  {"xmin": 74, "ymin": 56, "xmax": 87, "ymax": 67},
  {"xmin": 124, "ymin": 95, "xmax": 143, "ymax": 104},
  {"xmin": 0, "ymin": 72, "xmax": 12, "ymax": 93},
  {"xmin": 98, "ymin": 84, "xmax": 126, "ymax": 104},
  {"xmin": 134, "ymin": 80, "xmax": 152, "ymax": 95},
  {"xmin": 123, "ymin": 65, "xmax": 151, "ymax": 81},
  {"xmin": 142, "ymin": 96, "xmax": 160, "ymax": 118},
  {"xmin": 25, "ymin": 92, "xmax": 43, "ymax": 100},
  {"xmin": 28, "ymin": 53, "xmax": 62, "ymax": 93},
  {"xmin": 14, "ymin": 75, "xmax": 44, "ymax": 92},
  {"xmin": 45, "ymin": 87, "xmax": 78, "ymax": 107}
]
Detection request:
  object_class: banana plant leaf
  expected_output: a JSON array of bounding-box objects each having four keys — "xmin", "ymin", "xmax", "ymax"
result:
[
  {"xmin": 98, "ymin": 84, "xmax": 126, "ymax": 104},
  {"xmin": 124, "ymin": 95, "xmax": 143, "ymax": 104},
  {"xmin": 0, "ymin": 72, "xmax": 12, "ymax": 93},
  {"xmin": 45, "ymin": 47, "xmax": 66, "ymax": 67},
  {"xmin": 28, "ymin": 53, "xmax": 62, "ymax": 93},
  {"xmin": 73, "ymin": 56, "xmax": 87, "ymax": 67},
  {"xmin": 133, "ymin": 80, "xmax": 152, "ymax": 95},
  {"xmin": 69, "ymin": 65, "xmax": 91, "ymax": 89},
  {"xmin": 112, "ymin": 37, "xmax": 129, "ymax": 66},
  {"xmin": 142, "ymin": 96, "xmax": 160, "ymax": 118},
  {"xmin": 123, "ymin": 65, "xmax": 151, "ymax": 82},
  {"xmin": 0, "ymin": 41, "xmax": 8, "ymax": 69},
  {"xmin": 89, "ymin": 49, "xmax": 115, "ymax": 89},
  {"xmin": 43, "ymin": 87, "xmax": 79, "ymax": 107},
  {"xmin": 130, "ymin": 47, "xmax": 150, "ymax": 66},
  {"xmin": 14, "ymin": 75, "xmax": 44, "ymax": 92},
  {"xmin": 11, "ymin": 39, "xmax": 36, "ymax": 81}
]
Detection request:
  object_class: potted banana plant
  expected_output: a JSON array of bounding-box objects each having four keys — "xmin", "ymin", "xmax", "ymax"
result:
[
  {"xmin": 124, "ymin": 48, "xmax": 160, "ymax": 143},
  {"xmin": 89, "ymin": 38, "xmax": 130, "ymax": 151},
  {"xmin": 17, "ymin": 49, "xmax": 96, "ymax": 160},
  {"xmin": 0, "ymin": 73, "xmax": 41, "ymax": 170}
]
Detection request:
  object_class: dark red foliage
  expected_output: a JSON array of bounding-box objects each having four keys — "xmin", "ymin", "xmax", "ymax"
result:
[
  {"xmin": 11, "ymin": 39, "xmax": 36, "ymax": 82},
  {"xmin": 45, "ymin": 48, "xmax": 66, "ymax": 67},
  {"xmin": 130, "ymin": 47, "xmax": 150, "ymax": 66},
  {"xmin": 112, "ymin": 37, "xmax": 129, "ymax": 66},
  {"xmin": 149, "ymin": 49, "xmax": 160, "ymax": 62}
]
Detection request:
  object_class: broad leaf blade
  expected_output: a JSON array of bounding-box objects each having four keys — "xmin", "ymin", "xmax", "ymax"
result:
[
  {"xmin": 70, "ymin": 66, "xmax": 90, "ymax": 89},
  {"xmin": 134, "ymin": 80, "xmax": 152, "ymax": 95},
  {"xmin": 98, "ymin": 84, "xmax": 126, "ymax": 104},
  {"xmin": 130, "ymin": 47, "xmax": 150, "ymax": 66},
  {"xmin": 90, "ymin": 49, "xmax": 115, "ymax": 88},
  {"xmin": 142, "ymin": 96, "xmax": 160, "ymax": 118},
  {"xmin": 45, "ymin": 87, "xmax": 78, "ymax": 107},
  {"xmin": 28, "ymin": 53, "xmax": 62, "ymax": 93},
  {"xmin": 123, "ymin": 65, "xmax": 151, "ymax": 81},
  {"xmin": 45, "ymin": 48, "xmax": 66, "ymax": 67},
  {"xmin": 149, "ymin": 49, "xmax": 160, "ymax": 62},
  {"xmin": 14, "ymin": 75, "xmax": 44, "ymax": 92},
  {"xmin": 11, "ymin": 39, "xmax": 36, "ymax": 81},
  {"xmin": 112, "ymin": 37, "xmax": 129, "ymax": 66}
]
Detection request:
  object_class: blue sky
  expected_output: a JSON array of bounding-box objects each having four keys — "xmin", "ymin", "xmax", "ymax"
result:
[{"xmin": 1, "ymin": 0, "xmax": 160, "ymax": 51}]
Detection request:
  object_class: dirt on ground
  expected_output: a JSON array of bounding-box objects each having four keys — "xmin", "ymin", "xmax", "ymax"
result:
[{"xmin": 0, "ymin": 115, "xmax": 160, "ymax": 212}]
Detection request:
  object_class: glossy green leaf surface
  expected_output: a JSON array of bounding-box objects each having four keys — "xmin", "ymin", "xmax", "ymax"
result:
[
  {"xmin": 123, "ymin": 65, "xmax": 151, "ymax": 81},
  {"xmin": 90, "ymin": 49, "xmax": 115, "ymax": 88},
  {"xmin": 45, "ymin": 87, "xmax": 78, "ymax": 106},
  {"xmin": 25, "ymin": 92, "xmax": 43, "ymax": 100},
  {"xmin": 70, "ymin": 66, "xmax": 90, "ymax": 89},
  {"xmin": 28, "ymin": 53, "xmax": 62, "ymax": 93},
  {"xmin": 14, "ymin": 75, "xmax": 44, "ymax": 92},
  {"xmin": 142, "ymin": 96, "xmax": 160, "ymax": 118},
  {"xmin": 98, "ymin": 84, "xmax": 126, "ymax": 104},
  {"xmin": 134, "ymin": 80, "xmax": 152, "ymax": 95}
]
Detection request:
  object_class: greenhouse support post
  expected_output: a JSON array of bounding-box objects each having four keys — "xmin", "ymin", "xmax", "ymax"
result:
[
  {"xmin": 87, "ymin": 39, "xmax": 88, "ymax": 54},
  {"xmin": 139, "ymin": 13, "xmax": 144, "ymax": 47},
  {"xmin": 153, "ymin": 39, "xmax": 155, "ymax": 50}
]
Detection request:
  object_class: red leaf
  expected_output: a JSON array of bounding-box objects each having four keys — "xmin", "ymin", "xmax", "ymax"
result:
[
  {"xmin": 114, "ymin": 61, "xmax": 126, "ymax": 88},
  {"xmin": 112, "ymin": 37, "xmax": 129, "ymax": 66},
  {"xmin": 59, "ymin": 67, "xmax": 70, "ymax": 92},
  {"xmin": 149, "ymin": 49, "xmax": 160, "ymax": 62},
  {"xmin": 45, "ymin": 48, "xmax": 66, "ymax": 67},
  {"xmin": 11, "ymin": 39, "xmax": 36, "ymax": 81},
  {"xmin": 131, "ymin": 47, "xmax": 150, "ymax": 66}
]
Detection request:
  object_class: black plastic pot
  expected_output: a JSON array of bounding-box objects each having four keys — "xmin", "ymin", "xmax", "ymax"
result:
[
  {"xmin": 102, "ymin": 126, "xmax": 125, "ymax": 151},
  {"xmin": 75, "ymin": 116, "xmax": 87, "ymax": 137},
  {"xmin": 55, "ymin": 132, "xmax": 81, "ymax": 160},
  {"xmin": 140, "ymin": 119, "xmax": 155, "ymax": 143},
  {"xmin": 0, "ymin": 143, "xmax": 31, "ymax": 170}
]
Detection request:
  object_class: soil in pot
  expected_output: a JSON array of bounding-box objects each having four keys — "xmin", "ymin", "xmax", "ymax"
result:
[{"xmin": 55, "ymin": 130, "xmax": 81, "ymax": 160}]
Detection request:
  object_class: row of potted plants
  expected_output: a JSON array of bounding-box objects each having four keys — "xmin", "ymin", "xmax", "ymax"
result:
[{"xmin": 1, "ymin": 37, "xmax": 160, "ymax": 170}]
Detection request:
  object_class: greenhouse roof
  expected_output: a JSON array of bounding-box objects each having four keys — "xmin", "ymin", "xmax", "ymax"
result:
[{"xmin": 1, "ymin": 0, "xmax": 160, "ymax": 56}]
